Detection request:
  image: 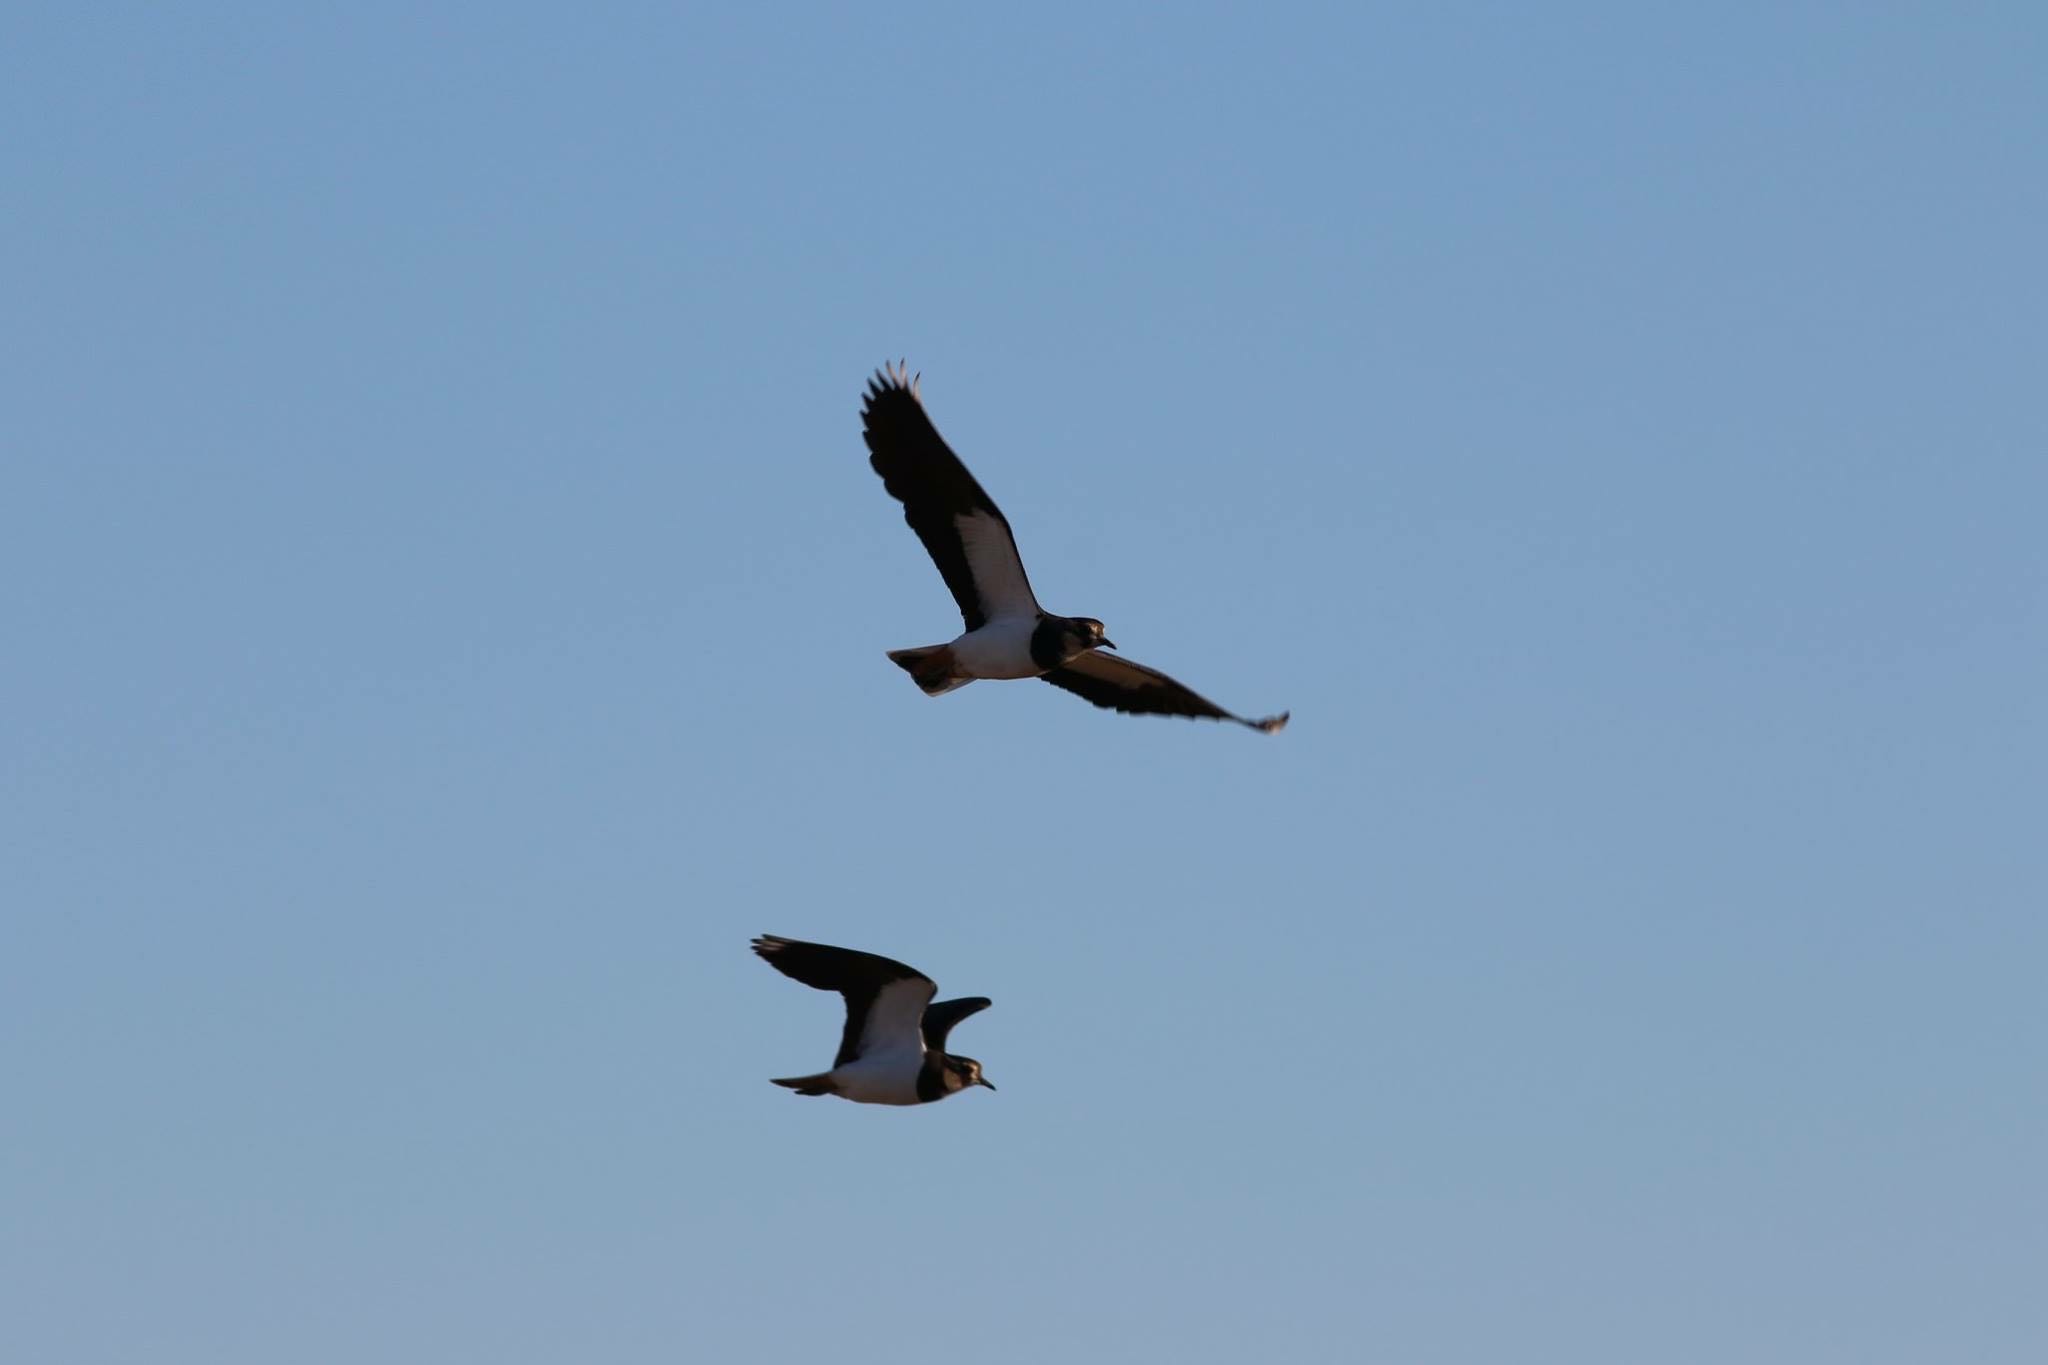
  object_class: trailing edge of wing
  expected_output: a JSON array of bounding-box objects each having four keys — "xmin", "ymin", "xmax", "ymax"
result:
[{"xmin": 1040, "ymin": 651, "xmax": 1289, "ymax": 733}]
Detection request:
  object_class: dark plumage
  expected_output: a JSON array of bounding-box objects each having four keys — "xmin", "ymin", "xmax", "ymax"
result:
[
  {"xmin": 861, "ymin": 363, "xmax": 1290, "ymax": 733},
  {"xmin": 1041, "ymin": 650, "xmax": 1291, "ymax": 734},
  {"xmin": 751, "ymin": 934, "xmax": 995, "ymax": 1106},
  {"xmin": 863, "ymin": 369, "xmax": 1030, "ymax": 633}
]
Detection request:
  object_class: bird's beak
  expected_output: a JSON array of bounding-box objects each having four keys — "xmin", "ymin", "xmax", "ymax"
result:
[
  {"xmin": 1099, "ymin": 639, "xmax": 1117, "ymax": 651},
  {"xmin": 978, "ymin": 1077, "xmax": 997, "ymax": 1091}
]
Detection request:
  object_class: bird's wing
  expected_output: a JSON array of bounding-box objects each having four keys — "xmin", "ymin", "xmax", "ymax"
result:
[
  {"xmin": 752, "ymin": 934, "xmax": 939, "ymax": 1068},
  {"xmin": 1040, "ymin": 650, "xmax": 1290, "ymax": 733},
  {"xmin": 921, "ymin": 996, "xmax": 993, "ymax": 1052},
  {"xmin": 863, "ymin": 364, "xmax": 1041, "ymax": 631}
]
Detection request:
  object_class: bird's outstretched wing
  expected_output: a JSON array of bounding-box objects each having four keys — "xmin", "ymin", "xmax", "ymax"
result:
[
  {"xmin": 921, "ymin": 996, "xmax": 993, "ymax": 1052},
  {"xmin": 752, "ymin": 935, "xmax": 939, "ymax": 1068},
  {"xmin": 1040, "ymin": 650, "xmax": 1290, "ymax": 733},
  {"xmin": 863, "ymin": 364, "xmax": 1040, "ymax": 630}
]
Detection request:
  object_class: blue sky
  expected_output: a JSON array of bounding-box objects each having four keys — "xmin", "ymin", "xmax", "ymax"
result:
[{"xmin": 4, "ymin": 5, "xmax": 2044, "ymax": 1362}]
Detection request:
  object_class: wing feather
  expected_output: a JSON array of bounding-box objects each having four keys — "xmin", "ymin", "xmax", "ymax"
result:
[
  {"xmin": 921, "ymin": 996, "xmax": 993, "ymax": 1052},
  {"xmin": 751, "ymin": 935, "xmax": 938, "ymax": 1068},
  {"xmin": 863, "ymin": 365, "xmax": 1040, "ymax": 629},
  {"xmin": 1040, "ymin": 651, "xmax": 1289, "ymax": 733}
]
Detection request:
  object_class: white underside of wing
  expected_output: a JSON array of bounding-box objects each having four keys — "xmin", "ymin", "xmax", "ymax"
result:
[
  {"xmin": 953, "ymin": 510, "xmax": 1038, "ymax": 623},
  {"xmin": 855, "ymin": 976, "xmax": 935, "ymax": 1060},
  {"xmin": 829, "ymin": 976, "xmax": 933, "ymax": 1104},
  {"xmin": 949, "ymin": 615, "xmax": 1042, "ymax": 679}
]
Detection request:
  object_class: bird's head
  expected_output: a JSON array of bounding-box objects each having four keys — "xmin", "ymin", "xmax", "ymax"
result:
[
  {"xmin": 948, "ymin": 1055, "xmax": 997, "ymax": 1092},
  {"xmin": 1066, "ymin": 617, "xmax": 1116, "ymax": 652}
]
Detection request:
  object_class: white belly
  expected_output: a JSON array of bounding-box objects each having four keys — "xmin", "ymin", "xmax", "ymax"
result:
[
  {"xmin": 829, "ymin": 1048, "xmax": 927, "ymax": 1106},
  {"xmin": 949, "ymin": 617, "xmax": 1042, "ymax": 680}
]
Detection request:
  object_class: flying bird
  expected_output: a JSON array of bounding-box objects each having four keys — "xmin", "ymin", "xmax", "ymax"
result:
[
  {"xmin": 862, "ymin": 363, "xmax": 1289, "ymax": 733},
  {"xmin": 751, "ymin": 934, "xmax": 995, "ymax": 1105}
]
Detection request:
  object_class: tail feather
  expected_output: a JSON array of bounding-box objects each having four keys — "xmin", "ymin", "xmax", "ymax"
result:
[
  {"xmin": 887, "ymin": 645, "xmax": 972, "ymax": 697},
  {"xmin": 770, "ymin": 1073, "xmax": 837, "ymax": 1097}
]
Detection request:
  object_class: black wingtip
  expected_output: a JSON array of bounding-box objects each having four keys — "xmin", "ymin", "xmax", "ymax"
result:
[{"xmin": 867, "ymin": 360, "xmax": 922, "ymax": 403}]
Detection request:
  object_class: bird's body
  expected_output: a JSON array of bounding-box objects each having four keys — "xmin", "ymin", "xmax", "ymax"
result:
[
  {"xmin": 889, "ymin": 614, "xmax": 1101, "ymax": 694},
  {"xmin": 821, "ymin": 1046, "xmax": 928, "ymax": 1107},
  {"xmin": 862, "ymin": 363, "xmax": 1289, "ymax": 733},
  {"xmin": 751, "ymin": 935, "xmax": 995, "ymax": 1107},
  {"xmin": 952, "ymin": 616, "xmax": 1044, "ymax": 679}
]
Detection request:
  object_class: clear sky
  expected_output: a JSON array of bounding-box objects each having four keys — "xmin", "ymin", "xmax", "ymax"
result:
[{"xmin": 4, "ymin": 5, "xmax": 2044, "ymax": 1363}]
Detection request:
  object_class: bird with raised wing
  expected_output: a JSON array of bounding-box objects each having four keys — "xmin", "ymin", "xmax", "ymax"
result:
[
  {"xmin": 750, "ymin": 934, "xmax": 995, "ymax": 1105},
  {"xmin": 862, "ymin": 363, "xmax": 1289, "ymax": 733}
]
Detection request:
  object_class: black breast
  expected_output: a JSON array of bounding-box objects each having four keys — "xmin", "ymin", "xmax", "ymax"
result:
[
  {"xmin": 915, "ymin": 1055, "xmax": 952, "ymax": 1104},
  {"xmin": 1028, "ymin": 617, "xmax": 1072, "ymax": 673}
]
